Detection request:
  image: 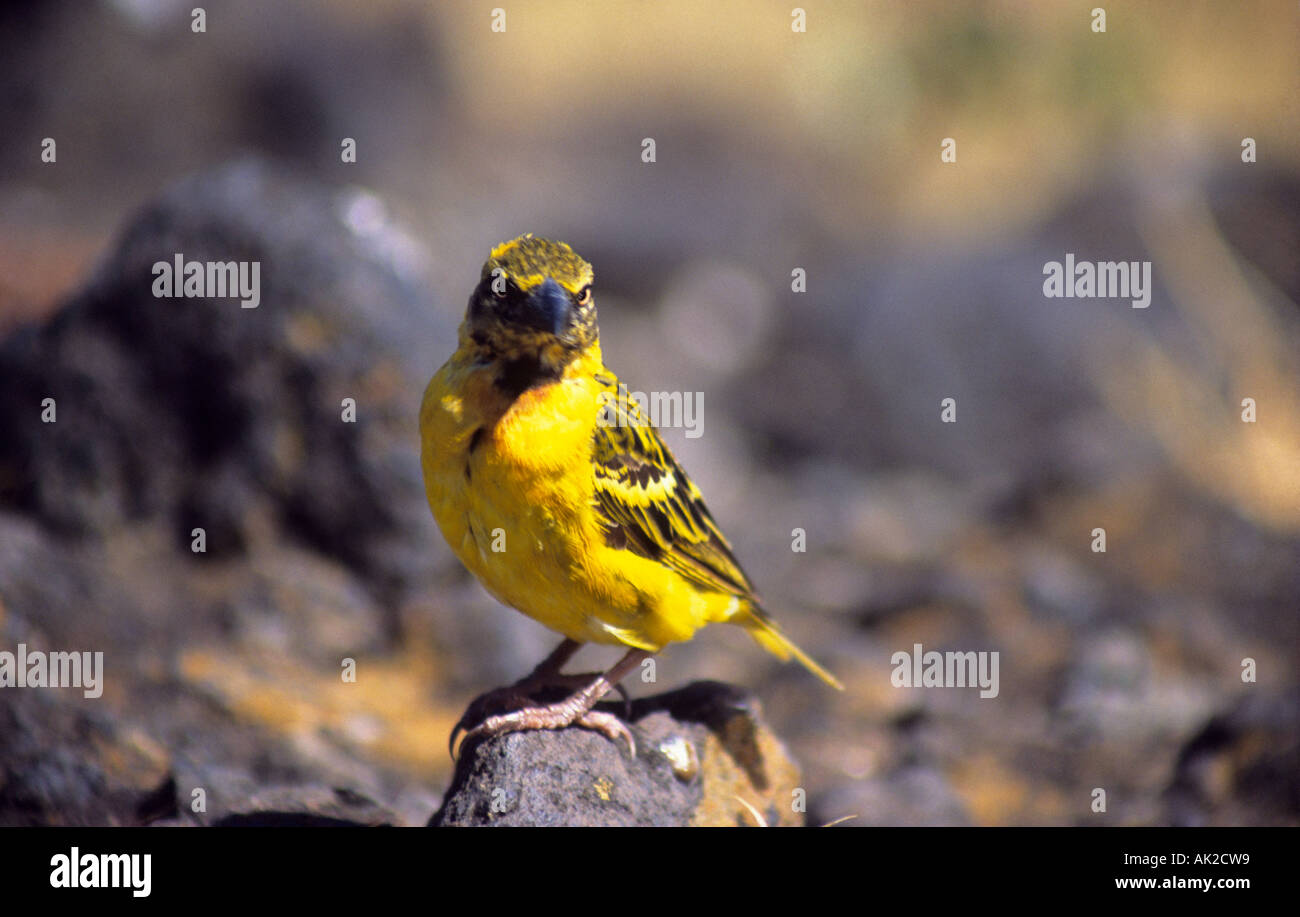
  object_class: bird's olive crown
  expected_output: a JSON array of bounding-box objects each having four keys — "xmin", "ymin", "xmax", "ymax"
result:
[
  {"xmin": 464, "ymin": 234, "xmax": 599, "ymax": 359},
  {"xmin": 481, "ymin": 234, "xmax": 593, "ymax": 295}
]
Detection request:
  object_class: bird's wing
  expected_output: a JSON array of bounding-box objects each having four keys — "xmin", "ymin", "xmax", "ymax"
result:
[{"xmin": 589, "ymin": 371, "xmax": 756, "ymax": 598}]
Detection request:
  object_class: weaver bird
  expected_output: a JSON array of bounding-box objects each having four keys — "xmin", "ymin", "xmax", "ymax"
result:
[{"xmin": 420, "ymin": 234, "xmax": 841, "ymax": 757}]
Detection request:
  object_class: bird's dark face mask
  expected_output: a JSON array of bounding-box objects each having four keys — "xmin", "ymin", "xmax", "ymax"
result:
[{"xmin": 463, "ymin": 235, "xmax": 598, "ymax": 391}]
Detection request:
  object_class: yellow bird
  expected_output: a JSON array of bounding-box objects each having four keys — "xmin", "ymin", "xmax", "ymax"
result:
[{"xmin": 420, "ymin": 234, "xmax": 841, "ymax": 756}]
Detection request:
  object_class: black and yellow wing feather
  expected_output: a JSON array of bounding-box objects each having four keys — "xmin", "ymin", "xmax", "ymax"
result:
[
  {"xmin": 587, "ymin": 370, "xmax": 844, "ymax": 689},
  {"xmin": 589, "ymin": 372, "xmax": 756, "ymax": 601}
]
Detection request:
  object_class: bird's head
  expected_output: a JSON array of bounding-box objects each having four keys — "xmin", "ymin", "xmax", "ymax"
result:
[{"xmin": 462, "ymin": 234, "xmax": 598, "ymax": 379}]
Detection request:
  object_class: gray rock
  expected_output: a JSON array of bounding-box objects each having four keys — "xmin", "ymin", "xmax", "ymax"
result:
[
  {"xmin": 162, "ymin": 784, "xmax": 400, "ymax": 827},
  {"xmin": 431, "ymin": 682, "xmax": 804, "ymax": 827},
  {"xmin": 0, "ymin": 159, "xmax": 454, "ymax": 598},
  {"xmin": 1164, "ymin": 689, "xmax": 1300, "ymax": 826},
  {"xmin": 0, "ymin": 683, "xmax": 173, "ymax": 827},
  {"xmin": 813, "ymin": 765, "xmax": 972, "ymax": 827}
]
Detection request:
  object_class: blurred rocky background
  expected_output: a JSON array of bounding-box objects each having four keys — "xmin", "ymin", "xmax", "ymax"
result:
[{"xmin": 0, "ymin": 0, "xmax": 1296, "ymax": 826}]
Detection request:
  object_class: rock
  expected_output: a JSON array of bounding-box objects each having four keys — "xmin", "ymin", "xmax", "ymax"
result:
[
  {"xmin": 0, "ymin": 683, "xmax": 173, "ymax": 827},
  {"xmin": 0, "ymin": 160, "xmax": 466, "ymax": 828},
  {"xmin": 164, "ymin": 785, "xmax": 401, "ymax": 827},
  {"xmin": 1163, "ymin": 689, "xmax": 1300, "ymax": 826},
  {"xmin": 1021, "ymin": 548, "xmax": 1107, "ymax": 627},
  {"xmin": 1058, "ymin": 629, "xmax": 1217, "ymax": 744},
  {"xmin": 431, "ymin": 682, "xmax": 804, "ymax": 827},
  {"xmin": 813, "ymin": 765, "xmax": 972, "ymax": 827},
  {"xmin": 0, "ymin": 158, "xmax": 453, "ymax": 595}
]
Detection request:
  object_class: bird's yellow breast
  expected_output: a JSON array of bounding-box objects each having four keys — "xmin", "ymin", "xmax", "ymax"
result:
[{"xmin": 419, "ymin": 347, "xmax": 720, "ymax": 650}]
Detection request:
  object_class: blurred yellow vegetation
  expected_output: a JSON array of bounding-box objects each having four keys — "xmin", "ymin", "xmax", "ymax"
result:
[
  {"xmin": 1092, "ymin": 195, "xmax": 1300, "ymax": 533},
  {"xmin": 949, "ymin": 751, "xmax": 1069, "ymax": 826},
  {"xmin": 180, "ymin": 645, "xmax": 460, "ymax": 780},
  {"xmin": 418, "ymin": 0, "xmax": 1300, "ymax": 238}
]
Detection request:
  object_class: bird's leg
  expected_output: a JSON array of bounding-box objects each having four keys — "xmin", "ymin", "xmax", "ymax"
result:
[
  {"xmin": 452, "ymin": 648, "xmax": 651, "ymax": 759},
  {"xmin": 514, "ymin": 637, "xmax": 582, "ymax": 689},
  {"xmin": 449, "ymin": 638, "xmax": 628, "ymax": 757},
  {"xmin": 511, "ymin": 638, "xmax": 632, "ymax": 708},
  {"xmin": 449, "ymin": 638, "xmax": 578, "ymax": 758}
]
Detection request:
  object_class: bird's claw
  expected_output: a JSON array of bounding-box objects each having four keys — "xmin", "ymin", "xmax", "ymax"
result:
[
  {"xmin": 449, "ymin": 674, "xmax": 633, "ymax": 760},
  {"xmin": 454, "ymin": 704, "xmax": 636, "ymax": 761},
  {"xmin": 449, "ymin": 686, "xmax": 531, "ymax": 760}
]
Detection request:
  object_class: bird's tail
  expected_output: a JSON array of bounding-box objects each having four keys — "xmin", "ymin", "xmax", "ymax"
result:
[{"xmin": 741, "ymin": 605, "xmax": 844, "ymax": 690}]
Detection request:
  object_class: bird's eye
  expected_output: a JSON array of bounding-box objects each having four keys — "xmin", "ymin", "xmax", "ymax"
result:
[{"xmin": 575, "ymin": 285, "xmax": 592, "ymax": 306}]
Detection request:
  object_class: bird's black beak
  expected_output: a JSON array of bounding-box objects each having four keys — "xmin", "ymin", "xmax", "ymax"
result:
[{"xmin": 522, "ymin": 277, "xmax": 572, "ymax": 337}]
